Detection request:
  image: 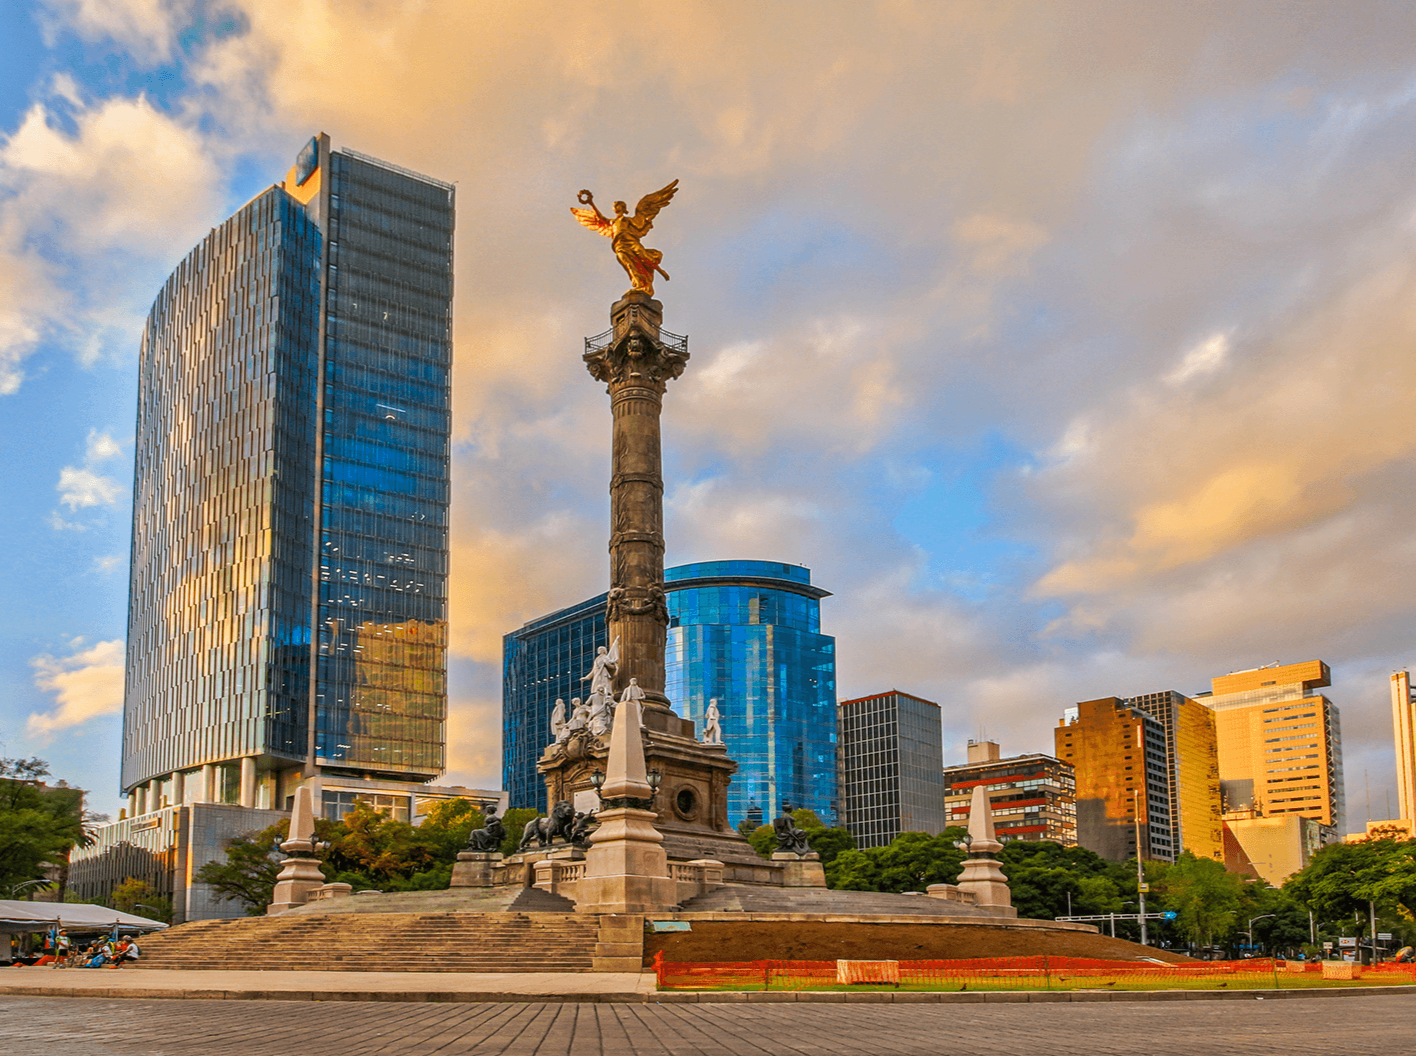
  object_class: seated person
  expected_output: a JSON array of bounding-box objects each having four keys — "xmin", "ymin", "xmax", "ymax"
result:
[{"xmin": 111, "ymin": 938, "xmax": 141, "ymax": 968}]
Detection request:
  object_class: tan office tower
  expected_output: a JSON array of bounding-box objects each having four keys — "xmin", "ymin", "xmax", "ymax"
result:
[
  {"xmin": 1393, "ymin": 671, "xmax": 1416, "ymax": 824},
  {"xmin": 1126, "ymin": 691, "xmax": 1224, "ymax": 861},
  {"xmin": 1197, "ymin": 660, "xmax": 1345, "ymax": 840},
  {"xmin": 1055, "ymin": 698, "xmax": 1175, "ymax": 862}
]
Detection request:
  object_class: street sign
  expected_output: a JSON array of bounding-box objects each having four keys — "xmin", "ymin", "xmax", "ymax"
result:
[
  {"xmin": 1339, "ymin": 937, "xmax": 1357, "ymax": 948},
  {"xmin": 1323, "ymin": 941, "xmax": 1333, "ymax": 950},
  {"xmin": 1378, "ymin": 932, "xmax": 1392, "ymax": 941},
  {"xmin": 1139, "ymin": 883, "xmax": 1150, "ymax": 893},
  {"xmin": 1162, "ymin": 911, "xmax": 1177, "ymax": 920}
]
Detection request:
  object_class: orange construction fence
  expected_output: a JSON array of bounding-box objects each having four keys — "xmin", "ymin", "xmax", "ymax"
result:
[{"xmin": 651, "ymin": 952, "xmax": 1416, "ymax": 991}]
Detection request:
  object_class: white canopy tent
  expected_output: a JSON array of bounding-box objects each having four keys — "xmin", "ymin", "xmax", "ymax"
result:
[{"xmin": 0, "ymin": 899, "xmax": 168, "ymax": 934}]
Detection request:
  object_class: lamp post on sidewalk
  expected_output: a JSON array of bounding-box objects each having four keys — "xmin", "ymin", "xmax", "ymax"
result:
[
  {"xmin": 1248, "ymin": 913, "xmax": 1276, "ymax": 956},
  {"xmin": 1132, "ymin": 789, "xmax": 1148, "ymax": 945}
]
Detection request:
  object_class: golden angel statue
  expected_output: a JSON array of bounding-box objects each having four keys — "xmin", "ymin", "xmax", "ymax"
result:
[{"xmin": 571, "ymin": 180, "xmax": 679, "ymax": 297}]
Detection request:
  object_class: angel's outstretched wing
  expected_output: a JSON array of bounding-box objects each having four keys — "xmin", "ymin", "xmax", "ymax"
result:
[
  {"xmin": 606, "ymin": 635, "xmax": 620, "ymax": 665},
  {"xmin": 631, "ymin": 180, "xmax": 679, "ymax": 230},
  {"xmin": 571, "ymin": 207, "xmax": 613, "ymax": 237}
]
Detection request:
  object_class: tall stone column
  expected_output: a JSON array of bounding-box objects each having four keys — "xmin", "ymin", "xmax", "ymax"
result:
[{"xmin": 584, "ymin": 292, "xmax": 689, "ymax": 711}]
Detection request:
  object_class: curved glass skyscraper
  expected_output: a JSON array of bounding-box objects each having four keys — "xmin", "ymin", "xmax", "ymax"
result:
[
  {"xmin": 665, "ymin": 561, "xmax": 837, "ymax": 826},
  {"xmin": 121, "ymin": 134, "xmax": 454, "ymax": 815},
  {"xmin": 504, "ymin": 561, "xmax": 838, "ymax": 825}
]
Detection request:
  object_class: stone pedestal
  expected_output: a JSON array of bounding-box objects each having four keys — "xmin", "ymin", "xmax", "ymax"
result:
[
  {"xmin": 267, "ymin": 858, "xmax": 325, "ymax": 915},
  {"xmin": 772, "ymin": 851, "xmax": 827, "ymax": 888},
  {"xmin": 955, "ymin": 854, "xmax": 1014, "ymax": 911},
  {"xmin": 955, "ymin": 784, "xmax": 1015, "ymax": 913},
  {"xmin": 267, "ymin": 785, "xmax": 324, "ymax": 915},
  {"xmin": 451, "ymin": 851, "xmax": 503, "ymax": 888},
  {"xmin": 573, "ymin": 669, "xmax": 678, "ymax": 916},
  {"xmin": 575, "ymin": 806, "xmax": 678, "ymax": 914}
]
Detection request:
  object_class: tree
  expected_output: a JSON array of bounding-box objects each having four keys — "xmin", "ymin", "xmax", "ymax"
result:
[
  {"xmin": 417, "ymin": 798, "xmax": 484, "ymax": 861},
  {"xmin": 499, "ymin": 809, "xmax": 543, "ymax": 857},
  {"xmin": 1154, "ymin": 852, "xmax": 1246, "ymax": 949},
  {"xmin": 744, "ymin": 809, "xmax": 855, "ymax": 864},
  {"xmin": 194, "ymin": 821, "xmax": 289, "ymax": 915},
  {"xmin": 1286, "ymin": 838, "xmax": 1416, "ymax": 924},
  {"xmin": 0, "ymin": 758, "xmax": 87, "ymax": 894},
  {"xmin": 109, "ymin": 878, "xmax": 173, "ymax": 923},
  {"xmin": 995, "ymin": 840, "xmax": 1128, "ymax": 920},
  {"xmin": 826, "ymin": 828, "xmax": 969, "ymax": 892},
  {"xmin": 324, "ymin": 801, "xmax": 435, "ymax": 885}
]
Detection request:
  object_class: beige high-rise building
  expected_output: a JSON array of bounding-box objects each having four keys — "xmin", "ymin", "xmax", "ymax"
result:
[
  {"xmin": 1393, "ymin": 670, "xmax": 1416, "ymax": 824},
  {"xmin": 1126, "ymin": 691, "xmax": 1224, "ymax": 862},
  {"xmin": 1197, "ymin": 660, "xmax": 1345, "ymax": 840}
]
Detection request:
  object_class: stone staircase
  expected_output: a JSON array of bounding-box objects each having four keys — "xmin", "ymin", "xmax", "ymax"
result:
[
  {"xmin": 132, "ymin": 912, "xmax": 601, "ymax": 973},
  {"xmin": 677, "ymin": 884, "xmax": 1002, "ymax": 917}
]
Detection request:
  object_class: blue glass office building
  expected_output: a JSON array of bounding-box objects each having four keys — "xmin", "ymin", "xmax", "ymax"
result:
[
  {"xmin": 501, "ymin": 592, "xmax": 608, "ymax": 811},
  {"xmin": 122, "ymin": 134, "xmax": 453, "ymax": 811},
  {"xmin": 503, "ymin": 561, "xmax": 837, "ymax": 824}
]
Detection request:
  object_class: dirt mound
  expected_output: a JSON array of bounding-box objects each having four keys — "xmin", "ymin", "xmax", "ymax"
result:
[{"xmin": 646, "ymin": 920, "xmax": 1194, "ymax": 964}]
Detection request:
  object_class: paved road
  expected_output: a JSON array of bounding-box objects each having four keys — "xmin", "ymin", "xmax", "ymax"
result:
[{"xmin": 2, "ymin": 994, "xmax": 1411, "ymax": 1055}]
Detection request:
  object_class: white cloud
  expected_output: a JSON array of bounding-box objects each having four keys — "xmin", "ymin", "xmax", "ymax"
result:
[
  {"xmin": 51, "ymin": 428, "xmax": 126, "ymax": 523},
  {"xmin": 28, "ymin": 638, "xmax": 125, "ymax": 738},
  {"xmin": 47, "ymin": 511, "xmax": 87, "ymax": 532},
  {"xmin": 0, "ymin": 84, "xmax": 224, "ymax": 391},
  {"xmin": 85, "ymin": 429, "xmax": 122, "ymax": 462},
  {"xmin": 92, "ymin": 555, "xmax": 123, "ymax": 575},
  {"xmin": 1165, "ymin": 331, "xmax": 1231, "ymax": 386},
  {"xmin": 39, "ymin": 0, "xmax": 194, "ymax": 65},
  {"xmin": 56, "ymin": 466, "xmax": 121, "ymax": 510}
]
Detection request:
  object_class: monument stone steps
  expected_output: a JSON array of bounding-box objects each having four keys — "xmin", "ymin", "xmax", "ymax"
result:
[
  {"xmin": 675, "ymin": 884, "xmax": 1006, "ymax": 918},
  {"xmin": 134, "ymin": 911, "xmax": 601, "ymax": 973}
]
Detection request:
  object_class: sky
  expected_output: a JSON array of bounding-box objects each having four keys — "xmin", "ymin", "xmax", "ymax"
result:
[{"xmin": 2, "ymin": 0, "xmax": 1415, "ymax": 827}]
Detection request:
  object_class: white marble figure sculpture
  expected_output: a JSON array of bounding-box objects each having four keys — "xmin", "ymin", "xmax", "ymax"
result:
[
  {"xmin": 701, "ymin": 698, "xmax": 723, "ymax": 745},
  {"xmin": 618, "ymin": 677, "xmax": 646, "ymax": 722},
  {"xmin": 582, "ymin": 636, "xmax": 621, "ymax": 702},
  {"xmin": 588, "ymin": 689, "xmax": 614, "ymax": 739},
  {"xmin": 550, "ymin": 698, "xmax": 568, "ymax": 744},
  {"xmin": 566, "ymin": 696, "xmax": 591, "ymax": 734}
]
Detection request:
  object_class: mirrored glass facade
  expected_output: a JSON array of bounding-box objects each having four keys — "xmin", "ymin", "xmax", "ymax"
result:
[
  {"xmin": 664, "ymin": 561, "xmax": 837, "ymax": 826},
  {"xmin": 122, "ymin": 135, "xmax": 452, "ymax": 800},
  {"xmin": 838, "ymin": 691, "xmax": 947, "ymax": 848},
  {"xmin": 315, "ymin": 150, "xmax": 453, "ymax": 777},
  {"xmin": 502, "ymin": 561, "xmax": 837, "ymax": 822},
  {"xmin": 501, "ymin": 592, "xmax": 609, "ymax": 810}
]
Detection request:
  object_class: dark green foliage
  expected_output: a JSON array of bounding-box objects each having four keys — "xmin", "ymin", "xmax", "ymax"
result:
[
  {"xmin": 826, "ymin": 828, "xmax": 970, "ymax": 892},
  {"xmin": 0, "ymin": 757, "xmax": 88, "ymax": 894},
  {"xmin": 806, "ymin": 825, "xmax": 857, "ymax": 865},
  {"xmin": 416, "ymin": 798, "xmax": 485, "ymax": 861},
  {"xmin": 1152, "ymin": 852, "xmax": 1246, "ymax": 947},
  {"xmin": 745, "ymin": 809, "xmax": 854, "ymax": 864},
  {"xmin": 1286, "ymin": 838, "xmax": 1416, "ymax": 921},
  {"xmin": 996, "ymin": 840, "xmax": 1127, "ymax": 920},
  {"xmin": 499, "ymin": 808, "xmax": 544, "ymax": 856}
]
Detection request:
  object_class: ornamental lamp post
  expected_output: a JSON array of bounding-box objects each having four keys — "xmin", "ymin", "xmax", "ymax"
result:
[{"xmin": 1248, "ymin": 913, "xmax": 1276, "ymax": 956}]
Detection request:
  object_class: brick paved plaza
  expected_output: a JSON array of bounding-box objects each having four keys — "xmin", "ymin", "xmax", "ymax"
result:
[{"xmin": 1, "ymin": 994, "xmax": 1410, "ymax": 1055}]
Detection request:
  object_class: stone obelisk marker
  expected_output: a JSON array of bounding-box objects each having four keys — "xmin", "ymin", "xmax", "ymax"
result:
[{"xmin": 583, "ymin": 293, "xmax": 688, "ymax": 710}]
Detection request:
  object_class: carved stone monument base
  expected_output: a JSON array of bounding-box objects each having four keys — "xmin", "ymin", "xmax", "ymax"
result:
[
  {"xmin": 495, "ymin": 845, "xmax": 585, "ymax": 888},
  {"xmin": 574, "ymin": 806, "xmax": 678, "ymax": 915},
  {"xmin": 451, "ymin": 851, "xmax": 504, "ymax": 888},
  {"xmin": 267, "ymin": 857, "xmax": 325, "ymax": 915},
  {"xmin": 771, "ymin": 851, "xmax": 827, "ymax": 888},
  {"xmin": 956, "ymin": 852, "xmax": 1016, "ymax": 914}
]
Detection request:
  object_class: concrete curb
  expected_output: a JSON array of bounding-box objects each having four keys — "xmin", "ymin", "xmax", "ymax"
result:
[{"xmin": 2, "ymin": 984, "xmax": 1415, "ymax": 1005}]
